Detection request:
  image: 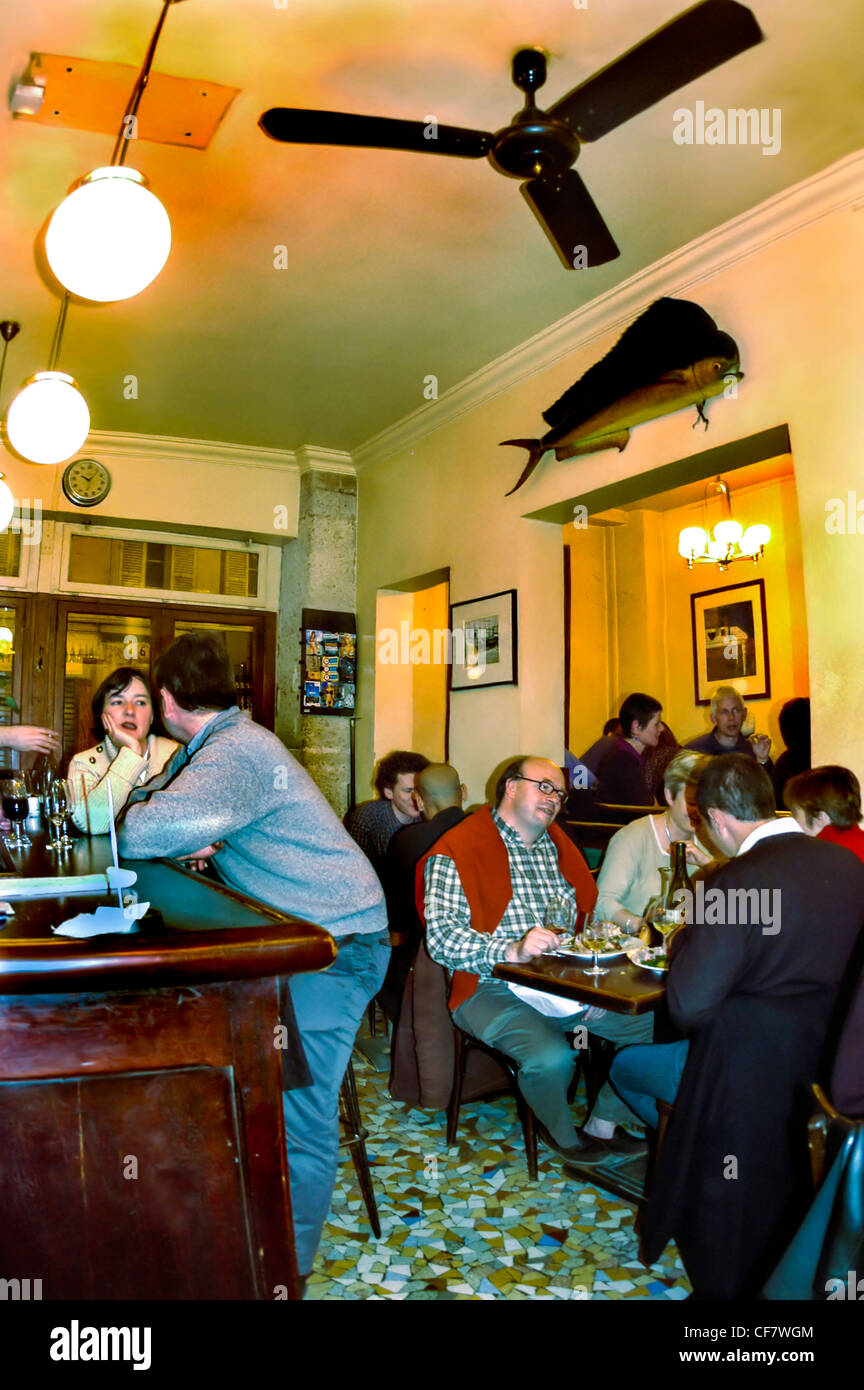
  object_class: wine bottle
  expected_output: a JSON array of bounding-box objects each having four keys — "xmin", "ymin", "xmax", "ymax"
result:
[{"xmin": 666, "ymin": 842, "xmax": 689, "ymax": 905}]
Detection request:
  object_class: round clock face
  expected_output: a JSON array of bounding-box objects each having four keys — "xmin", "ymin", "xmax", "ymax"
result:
[{"xmin": 62, "ymin": 458, "xmax": 111, "ymax": 508}]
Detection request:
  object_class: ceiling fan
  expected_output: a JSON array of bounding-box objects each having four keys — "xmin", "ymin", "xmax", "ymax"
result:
[{"xmin": 259, "ymin": 0, "xmax": 763, "ymax": 269}]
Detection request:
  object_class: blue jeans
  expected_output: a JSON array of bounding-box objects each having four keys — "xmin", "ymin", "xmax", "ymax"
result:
[
  {"xmin": 283, "ymin": 930, "xmax": 390, "ymax": 1275},
  {"xmin": 609, "ymin": 1040, "xmax": 690, "ymax": 1129}
]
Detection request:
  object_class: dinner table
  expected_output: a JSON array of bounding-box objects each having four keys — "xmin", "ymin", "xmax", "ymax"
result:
[
  {"xmin": 0, "ymin": 822, "xmax": 335, "ymax": 1301},
  {"xmin": 493, "ymin": 933, "xmax": 669, "ymax": 1201}
]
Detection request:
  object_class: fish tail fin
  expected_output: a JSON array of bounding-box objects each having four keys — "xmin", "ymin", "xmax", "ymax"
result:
[{"xmin": 500, "ymin": 439, "xmax": 544, "ymax": 496}]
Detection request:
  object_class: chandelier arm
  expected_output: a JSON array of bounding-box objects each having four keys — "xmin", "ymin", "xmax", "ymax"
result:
[{"xmin": 110, "ymin": 0, "xmax": 175, "ymax": 168}]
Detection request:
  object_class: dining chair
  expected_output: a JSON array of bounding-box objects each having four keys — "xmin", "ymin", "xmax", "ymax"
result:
[
  {"xmin": 339, "ymin": 1058, "xmax": 381, "ymax": 1238},
  {"xmin": 446, "ymin": 1027, "xmax": 613, "ymax": 1180}
]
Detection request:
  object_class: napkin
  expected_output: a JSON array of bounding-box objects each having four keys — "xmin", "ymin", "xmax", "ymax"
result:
[
  {"xmin": 507, "ymin": 982, "xmax": 588, "ymax": 1017},
  {"xmin": 52, "ymin": 901, "xmax": 151, "ymax": 938}
]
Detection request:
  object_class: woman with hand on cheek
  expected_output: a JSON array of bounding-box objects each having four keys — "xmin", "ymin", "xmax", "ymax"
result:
[{"xmin": 68, "ymin": 667, "xmax": 178, "ymax": 835}]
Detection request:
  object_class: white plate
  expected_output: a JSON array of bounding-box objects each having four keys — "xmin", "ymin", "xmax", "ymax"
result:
[
  {"xmin": 626, "ymin": 944, "xmax": 669, "ymax": 973},
  {"xmin": 554, "ymin": 933, "xmax": 637, "ymax": 960}
]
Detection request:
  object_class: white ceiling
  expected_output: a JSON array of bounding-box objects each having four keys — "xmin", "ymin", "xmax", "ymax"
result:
[{"xmin": 1, "ymin": 0, "xmax": 862, "ymax": 455}]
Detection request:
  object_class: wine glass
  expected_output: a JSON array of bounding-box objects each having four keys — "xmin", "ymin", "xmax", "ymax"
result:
[
  {"xmin": 543, "ymin": 891, "xmax": 576, "ymax": 947},
  {"xmin": 2, "ymin": 776, "xmax": 31, "ymax": 849},
  {"xmin": 48, "ymin": 781, "xmax": 73, "ymax": 850},
  {"xmin": 581, "ymin": 912, "xmax": 612, "ymax": 978}
]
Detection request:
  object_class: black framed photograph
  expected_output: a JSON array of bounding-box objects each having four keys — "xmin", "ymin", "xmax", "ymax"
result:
[
  {"xmin": 449, "ymin": 588, "xmax": 517, "ymax": 692},
  {"xmin": 690, "ymin": 578, "xmax": 770, "ymax": 705},
  {"xmin": 301, "ymin": 608, "xmax": 356, "ymax": 715}
]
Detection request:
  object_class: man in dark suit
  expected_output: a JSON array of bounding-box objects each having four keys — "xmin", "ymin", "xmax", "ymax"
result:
[
  {"xmin": 615, "ymin": 754, "xmax": 864, "ymax": 1299},
  {"xmin": 378, "ymin": 763, "xmax": 466, "ymax": 1023}
]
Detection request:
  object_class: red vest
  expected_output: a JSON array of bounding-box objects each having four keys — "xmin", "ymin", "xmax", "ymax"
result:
[{"xmin": 416, "ymin": 806, "xmax": 597, "ymax": 1010}]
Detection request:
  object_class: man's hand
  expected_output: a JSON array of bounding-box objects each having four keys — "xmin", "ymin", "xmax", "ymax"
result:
[
  {"xmin": 178, "ymin": 842, "xmax": 224, "ymax": 872},
  {"xmin": 751, "ymin": 733, "xmax": 771, "ymax": 763},
  {"xmin": 506, "ymin": 926, "xmax": 562, "ymax": 963},
  {"xmin": 1, "ymin": 726, "xmax": 61, "ymax": 755},
  {"xmin": 101, "ymin": 710, "xmax": 148, "ymax": 758}
]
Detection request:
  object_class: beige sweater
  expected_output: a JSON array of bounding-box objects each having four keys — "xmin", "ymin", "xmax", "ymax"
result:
[{"xmin": 68, "ymin": 734, "xmax": 178, "ymax": 835}]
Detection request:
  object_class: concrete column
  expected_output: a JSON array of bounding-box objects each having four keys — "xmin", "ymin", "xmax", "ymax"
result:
[{"xmin": 276, "ymin": 468, "xmax": 357, "ymax": 814}]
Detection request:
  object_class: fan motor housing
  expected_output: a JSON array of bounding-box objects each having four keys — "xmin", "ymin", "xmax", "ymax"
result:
[{"xmin": 488, "ymin": 115, "xmax": 579, "ymax": 180}]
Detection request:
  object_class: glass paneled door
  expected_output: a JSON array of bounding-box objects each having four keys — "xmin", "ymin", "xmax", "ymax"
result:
[
  {"xmin": 63, "ymin": 612, "xmax": 153, "ymax": 762},
  {"xmin": 53, "ymin": 598, "xmax": 275, "ymax": 766},
  {"xmin": 0, "ymin": 603, "xmax": 25, "ymax": 770}
]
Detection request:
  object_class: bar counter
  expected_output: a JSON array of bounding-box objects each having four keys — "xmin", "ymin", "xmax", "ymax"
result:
[{"xmin": 0, "ymin": 832, "xmax": 335, "ymax": 1301}]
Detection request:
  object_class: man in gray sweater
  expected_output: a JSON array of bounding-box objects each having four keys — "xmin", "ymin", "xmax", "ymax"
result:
[{"xmin": 118, "ymin": 633, "xmax": 388, "ymax": 1284}]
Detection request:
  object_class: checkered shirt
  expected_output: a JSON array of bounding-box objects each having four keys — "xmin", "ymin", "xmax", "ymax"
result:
[{"xmin": 424, "ymin": 809, "xmax": 576, "ymax": 976}]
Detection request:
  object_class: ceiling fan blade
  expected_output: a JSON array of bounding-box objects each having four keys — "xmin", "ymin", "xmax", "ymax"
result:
[
  {"xmin": 522, "ymin": 171, "xmax": 619, "ymax": 270},
  {"xmin": 549, "ymin": 0, "xmax": 764, "ymax": 142},
  {"xmin": 259, "ymin": 107, "xmax": 492, "ymax": 159}
]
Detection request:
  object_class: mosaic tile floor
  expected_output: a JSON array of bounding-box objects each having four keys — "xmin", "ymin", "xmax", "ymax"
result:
[{"xmin": 307, "ymin": 1042, "xmax": 692, "ymax": 1301}]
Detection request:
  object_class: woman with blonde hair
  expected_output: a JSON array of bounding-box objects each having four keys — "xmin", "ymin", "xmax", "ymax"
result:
[{"xmin": 595, "ymin": 750, "xmax": 713, "ymax": 935}]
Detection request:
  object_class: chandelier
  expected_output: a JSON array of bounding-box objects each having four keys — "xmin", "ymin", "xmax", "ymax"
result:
[{"xmin": 678, "ymin": 476, "xmax": 770, "ymax": 570}]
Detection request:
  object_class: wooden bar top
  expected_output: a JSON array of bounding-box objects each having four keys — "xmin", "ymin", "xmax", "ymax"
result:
[{"xmin": 0, "ymin": 832, "xmax": 335, "ymax": 993}]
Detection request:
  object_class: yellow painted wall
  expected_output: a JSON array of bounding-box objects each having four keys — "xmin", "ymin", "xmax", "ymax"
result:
[
  {"xmin": 411, "ymin": 580, "xmax": 449, "ymax": 763},
  {"xmin": 356, "ymin": 192, "xmax": 864, "ymax": 804},
  {"xmin": 565, "ymin": 472, "xmax": 809, "ymax": 759},
  {"xmin": 372, "ymin": 582, "xmax": 448, "ymax": 772},
  {"xmin": 662, "ymin": 474, "xmax": 809, "ymax": 747}
]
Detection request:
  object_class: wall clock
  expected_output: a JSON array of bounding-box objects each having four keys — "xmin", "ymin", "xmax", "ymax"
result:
[{"xmin": 62, "ymin": 458, "xmax": 112, "ymax": 508}]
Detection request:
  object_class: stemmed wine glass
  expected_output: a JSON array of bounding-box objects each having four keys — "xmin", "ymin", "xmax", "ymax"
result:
[
  {"xmin": 543, "ymin": 891, "xmax": 576, "ymax": 950},
  {"xmin": 47, "ymin": 781, "xmax": 73, "ymax": 850},
  {"xmin": 581, "ymin": 912, "xmax": 612, "ymax": 979},
  {"xmin": 2, "ymin": 776, "xmax": 31, "ymax": 849}
]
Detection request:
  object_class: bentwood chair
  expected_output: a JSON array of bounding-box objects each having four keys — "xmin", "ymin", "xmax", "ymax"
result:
[
  {"xmin": 339, "ymin": 1059, "xmax": 381, "ymax": 1238},
  {"xmin": 446, "ymin": 1028, "xmax": 614, "ymax": 1180}
]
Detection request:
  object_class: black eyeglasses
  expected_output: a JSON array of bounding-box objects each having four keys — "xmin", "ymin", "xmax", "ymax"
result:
[{"xmin": 512, "ymin": 776, "xmax": 566, "ymax": 803}]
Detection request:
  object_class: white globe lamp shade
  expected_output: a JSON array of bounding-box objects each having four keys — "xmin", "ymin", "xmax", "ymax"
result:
[
  {"xmin": 678, "ymin": 526, "xmax": 707, "ymax": 559},
  {"xmin": 0, "ymin": 627, "xmax": 13, "ymax": 645},
  {"xmin": 707, "ymin": 538, "xmax": 726, "ymax": 560},
  {"xmin": 740, "ymin": 523, "xmax": 771, "ymax": 554},
  {"xmin": 0, "ymin": 479, "xmax": 14, "ymax": 532},
  {"xmin": 713, "ymin": 517, "xmax": 744, "ymax": 547},
  {"xmin": 45, "ymin": 167, "xmax": 171, "ymax": 302},
  {"xmin": 6, "ymin": 372, "xmax": 90, "ymax": 465}
]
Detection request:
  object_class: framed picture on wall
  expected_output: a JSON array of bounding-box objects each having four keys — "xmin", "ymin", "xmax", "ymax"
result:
[
  {"xmin": 449, "ymin": 589, "xmax": 517, "ymax": 691},
  {"xmin": 691, "ymin": 578, "xmax": 770, "ymax": 705}
]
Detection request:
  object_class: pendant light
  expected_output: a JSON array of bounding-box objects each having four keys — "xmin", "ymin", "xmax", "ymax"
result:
[
  {"xmin": 5, "ymin": 298, "xmax": 90, "ymax": 466},
  {"xmin": 43, "ymin": 0, "xmax": 179, "ymax": 303}
]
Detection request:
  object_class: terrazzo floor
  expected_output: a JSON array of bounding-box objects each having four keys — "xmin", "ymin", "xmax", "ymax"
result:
[{"xmin": 307, "ymin": 1038, "xmax": 692, "ymax": 1301}]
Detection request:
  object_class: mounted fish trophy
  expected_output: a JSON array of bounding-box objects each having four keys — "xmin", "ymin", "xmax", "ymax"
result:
[{"xmin": 501, "ymin": 298, "xmax": 742, "ymax": 495}]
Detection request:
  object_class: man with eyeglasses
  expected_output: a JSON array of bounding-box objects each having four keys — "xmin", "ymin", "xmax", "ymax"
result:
[{"xmin": 422, "ymin": 756, "xmax": 652, "ymax": 1167}]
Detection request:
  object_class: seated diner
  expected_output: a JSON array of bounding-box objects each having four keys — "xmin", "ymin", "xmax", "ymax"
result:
[{"xmin": 67, "ymin": 666, "xmax": 178, "ymax": 835}]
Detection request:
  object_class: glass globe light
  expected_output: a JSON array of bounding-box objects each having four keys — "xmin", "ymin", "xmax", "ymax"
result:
[
  {"xmin": 0, "ymin": 478, "xmax": 14, "ymax": 532},
  {"xmin": 6, "ymin": 371, "xmax": 90, "ymax": 465},
  {"xmin": 713, "ymin": 517, "xmax": 744, "ymax": 547},
  {"xmin": 678, "ymin": 526, "xmax": 708, "ymax": 559},
  {"xmin": 707, "ymin": 538, "xmax": 726, "ymax": 560},
  {"xmin": 45, "ymin": 167, "xmax": 171, "ymax": 302},
  {"xmin": 740, "ymin": 523, "xmax": 771, "ymax": 555}
]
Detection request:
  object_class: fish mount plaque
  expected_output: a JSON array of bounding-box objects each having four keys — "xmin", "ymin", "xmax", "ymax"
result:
[{"xmin": 501, "ymin": 297, "xmax": 742, "ymax": 495}]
